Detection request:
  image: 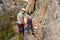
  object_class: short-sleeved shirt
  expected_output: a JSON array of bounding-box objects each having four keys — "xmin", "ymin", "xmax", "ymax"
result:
[
  {"xmin": 26, "ymin": 14, "xmax": 32, "ymax": 19},
  {"xmin": 26, "ymin": 14, "xmax": 32, "ymax": 24},
  {"xmin": 17, "ymin": 12, "xmax": 23, "ymax": 24}
]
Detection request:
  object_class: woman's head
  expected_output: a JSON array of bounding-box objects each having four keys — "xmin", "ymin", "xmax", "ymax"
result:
[{"xmin": 27, "ymin": 10, "xmax": 31, "ymax": 15}]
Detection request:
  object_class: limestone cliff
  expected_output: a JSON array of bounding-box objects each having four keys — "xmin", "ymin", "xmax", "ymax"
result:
[{"xmin": 27, "ymin": 0, "xmax": 60, "ymax": 40}]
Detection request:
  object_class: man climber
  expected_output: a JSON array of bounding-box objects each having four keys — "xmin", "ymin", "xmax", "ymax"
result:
[{"xmin": 17, "ymin": 8, "xmax": 26, "ymax": 35}]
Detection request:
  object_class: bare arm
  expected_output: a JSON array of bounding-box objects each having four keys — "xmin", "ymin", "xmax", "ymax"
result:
[{"xmin": 20, "ymin": 17, "xmax": 25, "ymax": 24}]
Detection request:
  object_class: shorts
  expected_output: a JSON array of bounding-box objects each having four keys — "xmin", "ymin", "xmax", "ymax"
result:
[{"xmin": 18, "ymin": 23, "xmax": 24, "ymax": 35}]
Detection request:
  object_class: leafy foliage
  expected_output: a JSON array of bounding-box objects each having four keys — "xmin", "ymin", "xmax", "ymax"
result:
[
  {"xmin": 0, "ymin": 10, "xmax": 17, "ymax": 40},
  {"xmin": 0, "ymin": 0, "xmax": 2, "ymax": 3}
]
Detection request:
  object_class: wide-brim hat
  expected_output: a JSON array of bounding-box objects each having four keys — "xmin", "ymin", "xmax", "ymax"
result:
[{"xmin": 21, "ymin": 8, "xmax": 26, "ymax": 11}]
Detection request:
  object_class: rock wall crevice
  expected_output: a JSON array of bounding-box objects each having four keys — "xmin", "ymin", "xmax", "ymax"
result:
[{"xmin": 27, "ymin": 0, "xmax": 60, "ymax": 40}]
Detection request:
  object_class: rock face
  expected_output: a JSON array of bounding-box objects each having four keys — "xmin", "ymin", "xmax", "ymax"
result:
[
  {"xmin": 44, "ymin": 0, "xmax": 60, "ymax": 40},
  {"xmin": 0, "ymin": 0, "xmax": 22, "ymax": 12},
  {"xmin": 2, "ymin": 0, "xmax": 15, "ymax": 11},
  {"xmin": 27, "ymin": 0, "xmax": 60, "ymax": 40}
]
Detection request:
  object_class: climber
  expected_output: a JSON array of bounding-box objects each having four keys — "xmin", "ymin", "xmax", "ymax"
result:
[
  {"xmin": 17, "ymin": 8, "xmax": 26, "ymax": 35},
  {"xmin": 26, "ymin": 10, "xmax": 34, "ymax": 35}
]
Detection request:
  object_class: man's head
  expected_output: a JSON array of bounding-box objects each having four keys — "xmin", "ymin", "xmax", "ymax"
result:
[{"xmin": 20, "ymin": 8, "xmax": 26, "ymax": 14}]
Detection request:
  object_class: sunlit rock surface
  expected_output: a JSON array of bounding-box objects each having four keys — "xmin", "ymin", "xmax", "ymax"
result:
[
  {"xmin": 27, "ymin": 0, "xmax": 60, "ymax": 40},
  {"xmin": 2, "ymin": 0, "xmax": 15, "ymax": 11}
]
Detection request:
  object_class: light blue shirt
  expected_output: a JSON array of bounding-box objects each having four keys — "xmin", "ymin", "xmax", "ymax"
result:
[{"xmin": 17, "ymin": 12, "xmax": 23, "ymax": 24}]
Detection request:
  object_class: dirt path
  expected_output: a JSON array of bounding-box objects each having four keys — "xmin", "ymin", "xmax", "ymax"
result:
[
  {"xmin": 10, "ymin": 22, "xmax": 40, "ymax": 40},
  {"xmin": 10, "ymin": 22, "xmax": 19, "ymax": 40}
]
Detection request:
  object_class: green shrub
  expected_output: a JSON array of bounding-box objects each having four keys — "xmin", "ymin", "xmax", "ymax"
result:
[
  {"xmin": 0, "ymin": 11, "xmax": 16, "ymax": 40},
  {"xmin": 0, "ymin": 0, "xmax": 2, "ymax": 3}
]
